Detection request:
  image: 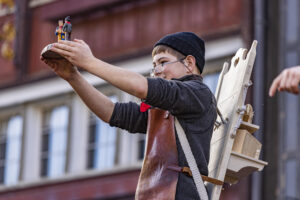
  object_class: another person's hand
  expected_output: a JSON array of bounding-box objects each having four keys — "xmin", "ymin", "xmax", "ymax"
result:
[
  {"xmin": 269, "ymin": 66, "xmax": 300, "ymax": 96},
  {"xmin": 50, "ymin": 39, "xmax": 96, "ymax": 70},
  {"xmin": 40, "ymin": 56, "xmax": 79, "ymax": 81}
]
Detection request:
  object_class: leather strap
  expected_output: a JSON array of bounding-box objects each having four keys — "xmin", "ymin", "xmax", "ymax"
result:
[{"xmin": 167, "ymin": 166, "xmax": 224, "ymax": 186}]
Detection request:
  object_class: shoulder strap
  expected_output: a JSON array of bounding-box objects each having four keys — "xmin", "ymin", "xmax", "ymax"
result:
[{"xmin": 175, "ymin": 118, "xmax": 208, "ymax": 200}]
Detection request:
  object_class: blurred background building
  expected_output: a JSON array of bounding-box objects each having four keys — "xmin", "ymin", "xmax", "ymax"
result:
[{"xmin": 0, "ymin": 0, "xmax": 299, "ymax": 199}]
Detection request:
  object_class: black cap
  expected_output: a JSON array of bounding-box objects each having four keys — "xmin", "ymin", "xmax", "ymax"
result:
[{"xmin": 154, "ymin": 32, "xmax": 205, "ymax": 73}]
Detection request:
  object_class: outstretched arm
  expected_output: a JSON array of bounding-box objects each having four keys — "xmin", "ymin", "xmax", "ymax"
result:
[
  {"xmin": 50, "ymin": 39, "xmax": 148, "ymax": 99},
  {"xmin": 41, "ymin": 57, "xmax": 114, "ymax": 123},
  {"xmin": 269, "ymin": 66, "xmax": 300, "ymax": 97}
]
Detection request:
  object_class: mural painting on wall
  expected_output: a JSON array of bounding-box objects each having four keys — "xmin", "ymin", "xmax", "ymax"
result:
[
  {"xmin": 0, "ymin": 0, "xmax": 15, "ymax": 60},
  {"xmin": 0, "ymin": 21, "xmax": 15, "ymax": 60},
  {"xmin": 0, "ymin": 0, "xmax": 14, "ymax": 10}
]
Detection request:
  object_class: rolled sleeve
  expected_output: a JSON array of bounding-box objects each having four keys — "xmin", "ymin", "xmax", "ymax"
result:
[{"xmin": 109, "ymin": 102, "xmax": 148, "ymax": 134}]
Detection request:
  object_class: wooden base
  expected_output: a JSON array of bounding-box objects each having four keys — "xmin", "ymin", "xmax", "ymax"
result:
[
  {"xmin": 225, "ymin": 151, "xmax": 268, "ymax": 184},
  {"xmin": 41, "ymin": 43, "xmax": 65, "ymax": 59},
  {"xmin": 232, "ymin": 129, "xmax": 262, "ymax": 159}
]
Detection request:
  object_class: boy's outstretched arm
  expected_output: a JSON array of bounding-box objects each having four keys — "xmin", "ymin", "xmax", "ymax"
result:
[
  {"xmin": 50, "ymin": 39, "xmax": 148, "ymax": 99},
  {"xmin": 41, "ymin": 57, "xmax": 114, "ymax": 123}
]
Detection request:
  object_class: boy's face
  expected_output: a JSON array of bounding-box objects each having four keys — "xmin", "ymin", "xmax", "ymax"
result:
[{"xmin": 152, "ymin": 52, "xmax": 187, "ymax": 80}]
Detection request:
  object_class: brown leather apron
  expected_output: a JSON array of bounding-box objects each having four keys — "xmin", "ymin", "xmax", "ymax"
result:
[{"xmin": 135, "ymin": 108, "xmax": 179, "ymax": 200}]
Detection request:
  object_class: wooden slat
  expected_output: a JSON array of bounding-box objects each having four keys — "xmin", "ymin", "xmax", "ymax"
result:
[{"xmin": 239, "ymin": 121, "xmax": 259, "ymax": 133}]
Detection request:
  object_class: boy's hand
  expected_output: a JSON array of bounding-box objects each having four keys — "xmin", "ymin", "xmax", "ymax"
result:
[
  {"xmin": 40, "ymin": 56, "xmax": 78, "ymax": 81},
  {"xmin": 269, "ymin": 66, "xmax": 300, "ymax": 96},
  {"xmin": 50, "ymin": 39, "xmax": 96, "ymax": 70}
]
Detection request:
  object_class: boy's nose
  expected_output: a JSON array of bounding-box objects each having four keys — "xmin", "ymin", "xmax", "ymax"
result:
[{"xmin": 154, "ymin": 65, "xmax": 164, "ymax": 75}]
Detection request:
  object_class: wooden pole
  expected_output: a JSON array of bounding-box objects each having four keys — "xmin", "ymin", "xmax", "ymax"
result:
[{"xmin": 13, "ymin": 0, "xmax": 31, "ymax": 79}]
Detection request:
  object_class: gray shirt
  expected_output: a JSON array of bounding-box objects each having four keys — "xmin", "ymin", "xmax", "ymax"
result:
[{"xmin": 109, "ymin": 74, "xmax": 217, "ymax": 199}]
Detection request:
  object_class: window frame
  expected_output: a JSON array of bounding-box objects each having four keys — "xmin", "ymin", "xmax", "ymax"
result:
[
  {"xmin": 35, "ymin": 95, "xmax": 72, "ymax": 178},
  {"xmin": 0, "ymin": 106, "xmax": 24, "ymax": 186},
  {"xmin": 86, "ymin": 85, "xmax": 122, "ymax": 170}
]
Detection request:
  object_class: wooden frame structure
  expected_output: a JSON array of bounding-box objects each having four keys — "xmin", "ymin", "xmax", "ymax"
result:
[{"xmin": 207, "ymin": 41, "xmax": 268, "ymax": 200}]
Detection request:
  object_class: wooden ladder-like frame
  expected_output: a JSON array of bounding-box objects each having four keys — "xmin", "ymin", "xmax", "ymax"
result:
[{"xmin": 207, "ymin": 41, "xmax": 268, "ymax": 200}]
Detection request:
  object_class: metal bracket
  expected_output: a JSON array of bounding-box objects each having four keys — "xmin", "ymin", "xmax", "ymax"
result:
[{"xmin": 214, "ymin": 107, "xmax": 228, "ymax": 129}]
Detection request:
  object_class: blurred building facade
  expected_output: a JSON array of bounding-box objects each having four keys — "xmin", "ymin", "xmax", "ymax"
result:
[{"xmin": 0, "ymin": 0, "xmax": 299, "ymax": 200}]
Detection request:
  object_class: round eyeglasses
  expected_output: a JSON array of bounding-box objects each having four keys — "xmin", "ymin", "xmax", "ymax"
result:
[{"xmin": 150, "ymin": 57, "xmax": 185, "ymax": 77}]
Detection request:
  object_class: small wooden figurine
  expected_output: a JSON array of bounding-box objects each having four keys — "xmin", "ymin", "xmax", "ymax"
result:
[
  {"xmin": 55, "ymin": 20, "xmax": 65, "ymax": 41},
  {"xmin": 41, "ymin": 16, "xmax": 72, "ymax": 59},
  {"xmin": 63, "ymin": 16, "xmax": 72, "ymax": 41}
]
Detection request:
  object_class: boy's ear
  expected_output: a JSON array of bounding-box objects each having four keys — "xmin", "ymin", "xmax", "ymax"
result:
[
  {"xmin": 185, "ymin": 55, "xmax": 196, "ymax": 67},
  {"xmin": 184, "ymin": 55, "xmax": 197, "ymax": 73}
]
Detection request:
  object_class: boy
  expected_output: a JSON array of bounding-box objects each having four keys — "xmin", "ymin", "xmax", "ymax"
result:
[{"xmin": 41, "ymin": 32, "xmax": 217, "ymax": 199}]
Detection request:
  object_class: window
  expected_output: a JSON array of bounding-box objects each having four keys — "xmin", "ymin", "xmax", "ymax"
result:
[
  {"xmin": 41, "ymin": 106, "xmax": 69, "ymax": 177},
  {"xmin": 87, "ymin": 96, "xmax": 119, "ymax": 170},
  {"xmin": 202, "ymin": 56, "xmax": 230, "ymax": 95},
  {"xmin": 137, "ymin": 135, "xmax": 146, "ymax": 160},
  {"xmin": 0, "ymin": 115, "xmax": 23, "ymax": 185},
  {"xmin": 203, "ymin": 72, "xmax": 220, "ymax": 94},
  {"xmin": 127, "ymin": 95, "xmax": 146, "ymax": 162}
]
